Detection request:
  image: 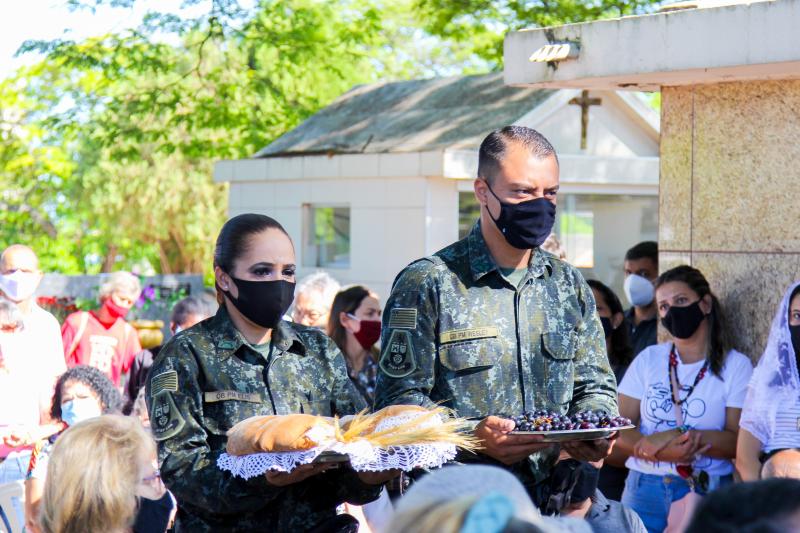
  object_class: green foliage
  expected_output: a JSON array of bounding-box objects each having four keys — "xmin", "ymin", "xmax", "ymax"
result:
[
  {"xmin": 2, "ymin": 0, "xmax": 428, "ymax": 278},
  {"xmin": 414, "ymin": 0, "xmax": 663, "ymax": 66}
]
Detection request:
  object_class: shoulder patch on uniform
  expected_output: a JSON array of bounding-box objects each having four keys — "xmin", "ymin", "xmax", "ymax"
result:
[
  {"xmin": 150, "ymin": 391, "xmax": 185, "ymax": 441},
  {"xmin": 379, "ymin": 330, "xmax": 417, "ymax": 378},
  {"xmin": 440, "ymin": 326, "xmax": 498, "ymax": 345},
  {"xmin": 388, "ymin": 308, "xmax": 418, "ymax": 330},
  {"xmin": 150, "ymin": 370, "xmax": 179, "ymax": 396}
]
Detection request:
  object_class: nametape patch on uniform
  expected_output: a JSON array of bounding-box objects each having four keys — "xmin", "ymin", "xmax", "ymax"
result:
[
  {"xmin": 150, "ymin": 370, "xmax": 178, "ymax": 396},
  {"xmin": 379, "ymin": 330, "xmax": 417, "ymax": 378},
  {"xmin": 204, "ymin": 391, "xmax": 262, "ymax": 403},
  {"xmin": 439, "ymin": 327, "xmax": 499, "ymax": 345},
  {"xmin": 388, "ymin": 308, "xmax": 418, "ymax": 330},
  {"xmin": 151, "ymin": 391, "xmax": 185, "ymax": 441}
]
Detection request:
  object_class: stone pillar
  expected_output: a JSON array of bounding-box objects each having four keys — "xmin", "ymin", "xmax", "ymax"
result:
[{"xmin": 659, "ymin": 80, "xmax": 800, "ymax": 361}]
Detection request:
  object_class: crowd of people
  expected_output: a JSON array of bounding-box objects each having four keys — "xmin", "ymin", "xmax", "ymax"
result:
[{"xmin": 2, "ymin": 126, "xmax": 800, "ymax": 533}]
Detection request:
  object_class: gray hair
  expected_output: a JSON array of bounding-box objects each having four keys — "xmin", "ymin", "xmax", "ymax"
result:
[
  {"xmin": 295, "ymin": 272, "xmax": 341, "ymax": 302},
  {"xmin": 98, "ymin": 272, "xmax": 141, "ymax": 302},
  {"xmin": 0, "ymin": 299, "xmax": 25, "ymax": 330}
]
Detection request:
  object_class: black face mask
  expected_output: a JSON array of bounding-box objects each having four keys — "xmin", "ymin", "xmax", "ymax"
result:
[
  {"xmin": 600, "ymin": 317, "xmax": 613, "ymax": 339},
  {"xmin": 133, "ymin": 491, "xmax": 174, "ymax": 533},
  {"xmin": 486, "ymin": 184, "xmax": 556, "ymax": 250},
  {"xmin": 790, "ymin": 325, "xmax": 800, "ymax": 360},
  {"xmin": 662, "ymin": 300, "xmax": 706, "ymax": 339},
  {"xmin": 223, "ymin": 277, "xmax": 295, "ymax": 329}
]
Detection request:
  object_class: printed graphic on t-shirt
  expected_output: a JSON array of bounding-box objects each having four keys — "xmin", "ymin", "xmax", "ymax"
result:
[
  {"xmin": 87, "ymin": 335, "xmax": 118, "ymax": 374},
  {"xmin": 644, "ymin": 382, "xmax": 707, "ymax": 432}
]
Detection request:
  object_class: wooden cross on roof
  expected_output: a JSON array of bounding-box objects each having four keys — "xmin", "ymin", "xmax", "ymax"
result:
[{"xmin": 568, "ymin": 90, "xmax": 602, "ymax": 150}]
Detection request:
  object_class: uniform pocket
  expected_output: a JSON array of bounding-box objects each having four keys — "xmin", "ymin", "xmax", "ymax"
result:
[
  {"xmin": 299, "ymin": 398, "xmax": 333, "ymax": 416},
  {"xmin": 202, "ymin": 399, "xmax": 267, "ymax": 435},
  {"xmin": 439, "ymin": 338, "xmax": 502, "ymax": 375},
  {"xmin": 541, "ymin": 330, "xmax": 576, "ymax": 406}
]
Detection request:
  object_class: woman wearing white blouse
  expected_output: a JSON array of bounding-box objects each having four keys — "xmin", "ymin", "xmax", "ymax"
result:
[{"xmin": 613, "ymin": 265, "xmax": 752, "ymax": 533}]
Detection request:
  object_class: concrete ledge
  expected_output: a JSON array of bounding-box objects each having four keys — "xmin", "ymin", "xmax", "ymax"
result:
[{"xmin": 504, "ymin": 0, "xmax": 800, "ymax": 90}]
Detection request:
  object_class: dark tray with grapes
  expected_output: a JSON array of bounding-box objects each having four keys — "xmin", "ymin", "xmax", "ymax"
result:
[{"xmin": 506, "ymin": 410, "xmax": 634, "ymax": 442}]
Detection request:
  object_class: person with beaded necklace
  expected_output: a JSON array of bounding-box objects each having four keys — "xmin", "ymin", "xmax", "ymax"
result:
[{"xmin": 611, "ymin": 265, "xmax": 752, "ymax": 533}]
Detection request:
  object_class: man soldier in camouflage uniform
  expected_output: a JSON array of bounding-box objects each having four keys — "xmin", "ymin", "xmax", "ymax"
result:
[
  {"xmin": 147, "ymin": 214, "xmax": 383, "ymax": 532},
  {"xmin": 374, "ymin": 126, "xmax": 618, "ymax": 505}
]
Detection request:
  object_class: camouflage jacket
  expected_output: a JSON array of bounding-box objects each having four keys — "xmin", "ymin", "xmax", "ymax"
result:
[
  {"xmin": 374, "ymin": 221, "xmax": 618, "ymax": 484},
  {"xmin": 146, "ymin": 307, "xmax": 381, "ymax": 532}
]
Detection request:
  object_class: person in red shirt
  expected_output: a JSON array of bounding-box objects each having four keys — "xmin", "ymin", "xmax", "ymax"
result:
[{"xmin": 61, "ymin": 272, "xmax": 142, "ymax": 387}]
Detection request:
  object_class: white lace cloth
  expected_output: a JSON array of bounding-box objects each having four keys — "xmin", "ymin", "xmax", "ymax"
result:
[{"xmin": 217, "ymin": 411, "xmax": 459, "ymax": 479}]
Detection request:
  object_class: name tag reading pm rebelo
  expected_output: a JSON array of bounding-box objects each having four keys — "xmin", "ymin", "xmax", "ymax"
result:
[{"xmin": 204, "ymin": 391, "xmax": 262, "ymax": 403}]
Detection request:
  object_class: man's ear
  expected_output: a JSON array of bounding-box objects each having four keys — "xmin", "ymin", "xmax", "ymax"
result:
[
  {"xmin": 473, "ymin": 178, "xmax": 489, "ymax": 207},
  {"xmin": 611, "ymin": 311, "xmax": 624, "ymax": 330}
]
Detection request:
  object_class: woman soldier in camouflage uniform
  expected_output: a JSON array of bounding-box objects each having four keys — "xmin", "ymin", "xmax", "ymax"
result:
[{"xmin": 146, "ymin": 214, "xmax": 389, "ymax": 532}]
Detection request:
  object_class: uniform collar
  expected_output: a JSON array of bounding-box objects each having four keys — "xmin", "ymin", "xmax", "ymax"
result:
[
  {"xmin": 209, "ymin": 306, "xmax": 307, "ymax": 359},
  {"xmin": 467, "ymin": 221, "xmax": 552, "ymax": 282}
]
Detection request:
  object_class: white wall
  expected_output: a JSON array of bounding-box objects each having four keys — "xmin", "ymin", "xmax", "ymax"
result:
[{"xmin": 228, "ymin": 174, "xmax": 456, "ymax": 301}]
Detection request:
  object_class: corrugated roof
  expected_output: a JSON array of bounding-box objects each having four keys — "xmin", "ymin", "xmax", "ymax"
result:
[{"xmin": 255, "ymin": 73, "xmax": 553, "ymax": 158}]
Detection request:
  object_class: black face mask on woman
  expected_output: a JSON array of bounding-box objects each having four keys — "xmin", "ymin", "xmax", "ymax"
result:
[
  {"xmin": 661, "ymin": 300, "xmax": 706, "ymax": 339},
  {"xmin": 223, "ymin": 277, "xmax": 295, "ymax": 329},
  {"xmin": 486, "ymin": 184, "xmax": 556, "ymax": 250},
  {"xmin": 133, "ymin": 492, "xmax": 174, "ymax": 533}
]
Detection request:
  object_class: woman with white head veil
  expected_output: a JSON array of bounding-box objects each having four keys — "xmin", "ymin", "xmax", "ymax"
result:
[{"xmin": 737, "ymin": 282, "xmax": 800, "ymax": 481}]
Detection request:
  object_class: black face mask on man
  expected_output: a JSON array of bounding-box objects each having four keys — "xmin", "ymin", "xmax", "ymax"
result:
[
  {"xmin": 661, "ymin": 300, "xmax": 707, "ymax": 339},
  {"xmin": 485, "ymin": 183, "xmax": 556, "ymax": 250},
  {"xmin": 222, "ymin": 276, "xmax": 295, "ymax": 329}
]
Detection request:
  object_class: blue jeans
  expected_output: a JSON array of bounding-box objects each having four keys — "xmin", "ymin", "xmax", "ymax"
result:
[
  {"xmin": 621, "ymin": 470, "xmax": 732, "ymax": 533},
  {"xmin": 0, "ymin": 451, "xmax": 31, "ymax": 532}
]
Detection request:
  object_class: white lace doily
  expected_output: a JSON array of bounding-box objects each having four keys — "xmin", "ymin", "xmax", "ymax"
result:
[{"xmin": 217, "ymin": 411, "xmax": 459, "ymax": 479}]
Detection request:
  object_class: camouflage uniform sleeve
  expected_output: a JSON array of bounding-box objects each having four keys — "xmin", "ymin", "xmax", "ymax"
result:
[
  {"xmin": 374, "ymin": 260, "xmax": 439, "ymax": 410},
  {"xmin": 146, "ymin": 341, "xmax": 284, "ymax": 515},
  {"xmin": 567, "ymin": 271, "xmax": 619, "ymax": 416}
]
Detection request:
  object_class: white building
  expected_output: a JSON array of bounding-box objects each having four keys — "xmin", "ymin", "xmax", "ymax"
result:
[{"xmin": 214, "ymin": 73, "xmax": 659, "ymax": 299}]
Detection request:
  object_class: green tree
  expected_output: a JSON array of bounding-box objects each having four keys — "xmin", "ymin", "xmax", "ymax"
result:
[{"xmin": 414, "ymin": 0, "xmax": 663, "ymax": 66}]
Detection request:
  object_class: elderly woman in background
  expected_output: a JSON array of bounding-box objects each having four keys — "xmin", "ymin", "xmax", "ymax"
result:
[
  {"xmin": 292, "ymin": 271, "xmax": 341, "ymax": 329},
  {"xmin": 737, "ymin": 282, "xmax": 800, "ymax": 481},
  {"xmin": 61, "ymin": 272, "xmax": 142, "ymax": 387},
  {"xmin": 40, "ymin": 415, "xmax": 172, "ymax": 533}
]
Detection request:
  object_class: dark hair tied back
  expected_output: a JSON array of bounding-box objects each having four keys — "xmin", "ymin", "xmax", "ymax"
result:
[
  {"xmin": 213, "ymin": 214, "xmax": 289, "ymax": 304},
  {"xmin": 655, "ymin": 265, "xmax": 731, "ymax": 377}
]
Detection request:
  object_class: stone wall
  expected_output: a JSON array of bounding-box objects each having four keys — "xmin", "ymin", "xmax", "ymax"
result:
[{"xmin": 659, "ymin": 80, "xmax": 800, "ymax": 361}]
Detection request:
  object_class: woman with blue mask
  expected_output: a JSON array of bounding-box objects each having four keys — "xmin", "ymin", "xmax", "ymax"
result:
[
  {"xmin": 737, "ymin": 283, "xmax": 800, "ymax": 481},
  {"xmin": 23, "ymin": 365, "xmax": 122, "ymax": 533}
]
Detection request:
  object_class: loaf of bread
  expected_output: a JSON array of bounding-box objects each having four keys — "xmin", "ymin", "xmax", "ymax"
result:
[{"xmin": 226, "ymin": 414, "xmax": 333, "ymax": 455}]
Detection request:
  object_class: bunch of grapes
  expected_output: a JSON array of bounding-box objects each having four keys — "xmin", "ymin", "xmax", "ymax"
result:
[{"xmin": 508, "ymin": 409, "xmax": 632, "ymax": 432}]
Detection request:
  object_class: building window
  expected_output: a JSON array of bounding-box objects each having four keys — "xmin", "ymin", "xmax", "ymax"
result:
[{"xmin": 304, "ymin": 205, "xmax": 350, "ymax": 268}]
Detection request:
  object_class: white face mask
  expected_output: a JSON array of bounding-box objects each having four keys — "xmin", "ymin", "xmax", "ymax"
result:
[
  {"xmin": 0, "ymin": 270, "xmax": 40, "ymax": 303},
  {"xmin": 624, "ymin": 273, "xmax": 655, "ymax": 308}
]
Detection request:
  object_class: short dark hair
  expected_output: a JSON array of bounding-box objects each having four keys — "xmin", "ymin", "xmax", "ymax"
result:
[
  {"xmin": 50, "ymin": 365, "xmax": 123, "ymax": 420},
  {"xmin": 656, "ymin": 265, "xmax": 730, "ymax": 378},
  {"xmin": 685, "ymin": 478, "xmax": 800, "ymax": 533},
  {"xmin": 171, "ymin": 296, "xmax": 208, "ymax": 327},
  {"xmin": 624, "ymin": 241, "xmax": 658, "ymax": 263},
  {"xmin": 587, "ymin": 279, "xmax": 634, "ymax": 369},
  {"xmin": 478, "ymin": 126, "xmax": 558, "ymax": 185}
]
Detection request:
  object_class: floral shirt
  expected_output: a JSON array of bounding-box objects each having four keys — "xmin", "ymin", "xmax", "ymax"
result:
[{"xmin": 350, "ymin": 355, "xmax": 378, "ymax": 405}]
